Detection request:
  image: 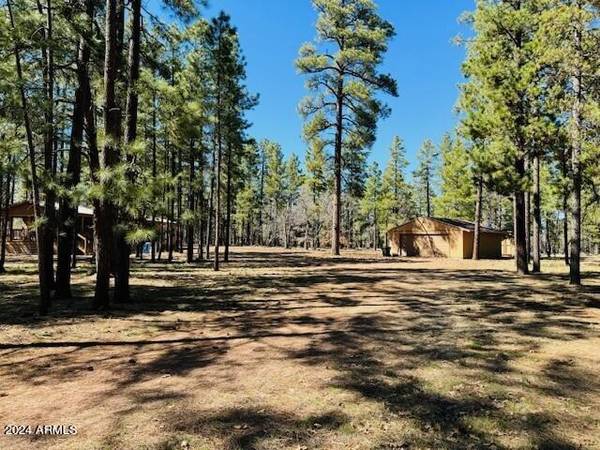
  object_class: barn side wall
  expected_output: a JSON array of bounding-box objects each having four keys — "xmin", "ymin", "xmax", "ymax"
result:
[
  {"xmin": 389, "ymin": 231, "xmax": 401, "ymax": 256},
  {"xmin": 502, "ymin": 238, "xmax": 515, "ymax": 257},
  {"xmin": 479, "ymin": 233, "xmax": 504, "ymax": 259},
  {"xmin": 388, "ymin": 218, "xmax": 463, "ymax": 258},
  {"xmin": 448, "ymin": 230, "xmax": 463, "ymax": 258},
  {"xmin": 462, "ymin": 231, "xmax": 474, "ymax": 259},
  {"xmin": 462, "ymin": 231, "xmax": 504, "ymax": 259}
]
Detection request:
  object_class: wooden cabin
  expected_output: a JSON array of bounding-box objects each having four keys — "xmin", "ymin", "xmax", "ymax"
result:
[
  {"xmin": 387, "ymin": 217, "xmax": 509, "ymax": 259},
  {"xmin": 5, "ymin": 201, "xmax": 94, "ymax": 255}
]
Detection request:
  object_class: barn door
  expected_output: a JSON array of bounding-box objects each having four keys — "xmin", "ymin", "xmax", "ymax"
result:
[{"xmin": 403, "ymin": 234, "xmax": 450, "ymax": 257}]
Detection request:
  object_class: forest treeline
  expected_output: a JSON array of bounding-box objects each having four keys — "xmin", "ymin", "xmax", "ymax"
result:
[{"xmin": 0, "ymin": 0, "xmax": 598, "ymax": 314}]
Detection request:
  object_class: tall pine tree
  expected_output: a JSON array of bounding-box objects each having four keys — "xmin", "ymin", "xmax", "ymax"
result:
[{"xmin": 296, "ymin": 0, "xmax": 397, "ymax": 255}]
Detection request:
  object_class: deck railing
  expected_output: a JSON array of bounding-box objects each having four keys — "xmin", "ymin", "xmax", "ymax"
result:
[
  {"xmin": 77, "ymin": 233, "xmax": 90, "ymax": 254},
  {"xmin": 9, "ymin": 229, "xmax": 33, "ymax": 242}
]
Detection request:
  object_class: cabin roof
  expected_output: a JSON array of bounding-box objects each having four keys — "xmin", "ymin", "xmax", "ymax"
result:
[
  {"xmin": 7, "ymin": 201, "xmax": 174, "ymax": 224},
  {"xmin": 8, "ymin": 200, "xmax": 94, "ymax": 218}
]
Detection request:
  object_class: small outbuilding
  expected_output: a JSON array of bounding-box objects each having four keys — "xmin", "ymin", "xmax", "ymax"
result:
[{"xmin": 387, "ymin": 217, "xmax": 509, "ymax": 259}]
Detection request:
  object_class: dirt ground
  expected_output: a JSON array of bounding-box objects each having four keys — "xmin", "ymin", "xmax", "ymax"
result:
[{"xmin": 0, "ymin": 247, "xmax": 599, "ymax": 450}]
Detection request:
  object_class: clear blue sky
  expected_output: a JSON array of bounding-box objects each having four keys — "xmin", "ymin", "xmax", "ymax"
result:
[{"xmin": 157, "ymin": 0, "xmax": 475, "ymax": 171}]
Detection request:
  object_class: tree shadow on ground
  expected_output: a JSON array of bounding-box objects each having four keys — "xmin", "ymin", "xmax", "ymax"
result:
[
  {"xmin": 284, "ymin": 311, "xmax": 596, "ymax": 449},
  {"xmin": 1, "ymin": 252, "xmax": 599, "ymax": 448},
  {"xmin": 153, "ymin": 407, "xmax": 350, "ymax": 450}
]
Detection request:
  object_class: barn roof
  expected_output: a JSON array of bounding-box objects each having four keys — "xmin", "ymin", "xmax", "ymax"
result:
[
  {"xmin": 433, "ymin": 218, "xmax": 508, "ymax": 234},
  {"xmin": 388, "ymin": 217, "xmax": 509, "ymax": 235}
]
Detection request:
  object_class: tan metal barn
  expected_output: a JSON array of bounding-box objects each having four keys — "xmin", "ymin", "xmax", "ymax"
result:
[{"xmin": 387, "ymin": 217, "xmax": 509, "ymax": 259}]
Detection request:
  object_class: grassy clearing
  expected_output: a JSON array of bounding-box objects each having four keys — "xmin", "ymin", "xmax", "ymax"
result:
[{"xmin": 0, "ymin": 248, "xmax": 599, "ymax": 449}]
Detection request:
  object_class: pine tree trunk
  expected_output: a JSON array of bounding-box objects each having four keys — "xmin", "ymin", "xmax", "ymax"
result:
[
  {"xmin": 304, "ymin": 222, "xmax": 309, "ymax": 250},
  {"xmin": 187, "ymin": 140, "xmax": 195, "ymax": 263},
  {"xmin": 515, "ymin": 188, "xmax": 529, "ymax": 275},
  {"xmin": 563, "ymin": 192, "xmax": 569, "ymax": 265},
  {"xmin": 177, "ymin": 147, "xmax": 183, "ymax": 252},
  {"xmin": 472, "ymin": 176, "xmax": 483, "ymax": 260},
  {"xmin": 93, "ymin": 0, "xmax": 122, "ymax": 309},
  {"xmin": 198, "ymin": 216, "xmax": 204, "ymax": 260},
  {"xmin": 167, "ymin": 197, "xmax": 174, "ymax": 261},
  {"xmin": 525, "ymin": 192, "xmax": 531, "ymax": 265},
  {"xmin": 545, "ymin": 215, "xmax": 552, "ymax": 258},
  {"xmin": 532, "ymin": 153, "xmax": 541, "ymax": 273},
  {"xmin": 224, "ymin": 143, "xmax": 232, "ymax": 262},
  {"xmin": 512, "ymin": 20, "xmax": 529, "ymax": 277},
  {"xmin": 93, "ymin": 203, "xmax": 113, "ymax": 310},
  {"xmin": 36, "ymin": 0, "xmax": 57, "ymax": 312},
  {"xmin": 0, "ymin": 171, "xmax": 10, "ymax": 273},
  {"xmin": 206, "ymin": 155, "xmax": 214, "ymax": 260},
  {"xmin": 7, "ymin": 0, "xmax": 50, "ymax": 312},
  {"xmin": 150, "ymin": 91, "xmax": 157, "ymax": 262},
  {"xmin": 332, "ymin": 77, "xmax": 344, "ymax": 256},
  {"xmin": 283, "ymin": 214, "xmax": 288, "ymax": 249},
  {"xmin": 426, "ymin": 171, "xmax": 431, "ymax": 218},
  {"xmin": 0, "ymin": 175, "xmax": 5, "ymax": 274},
  {"xmin": 214, "ymin": 136, "xmax": 221, "ymax": 271},
  {"xmin": 524, "ymin": 155, "xmax": 531, "ymax": 263},
  {"xmin": 243, "ymin": 219, "xmax": 248, "ymax": 246},
  {"xmin": 258, "ymin": 152, "xmax": 265, "ymax": 245},
  {"xmin": 89, "ymin": 117, "xmax": 112, "ymax": 310},
  {"xmin": 213, "ymin": 39, "xmax": 223, "ymax": 271},
  {"xmin": 196, "ymin": 150, "xmax": 205, "ymax": 261},
  {"xmin": 56, "ymin": 31, "xmax": 89, "ymax": 299},
  {"xmin": 113, "ymin": 0, "xmax": 140, "ymax": 302},
  {"xmin": 568, "ymin": 51, "xmax": 583, "ymax": 285},
  {"xmin": 557, "ymin": 145, "xmax": 570, "ymax": 266},
  {"xmin": 157, "ymin": 219, "xmax": 163, "ymax": 261},
  {"xmin": 167, "ymin": 147, "xmax": 175, "ymax": 262}
]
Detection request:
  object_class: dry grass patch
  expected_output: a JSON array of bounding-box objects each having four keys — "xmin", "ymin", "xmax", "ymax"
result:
[{"xmin": 0, "ymin": 248, "xmax": 599, "ymax": 449}]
